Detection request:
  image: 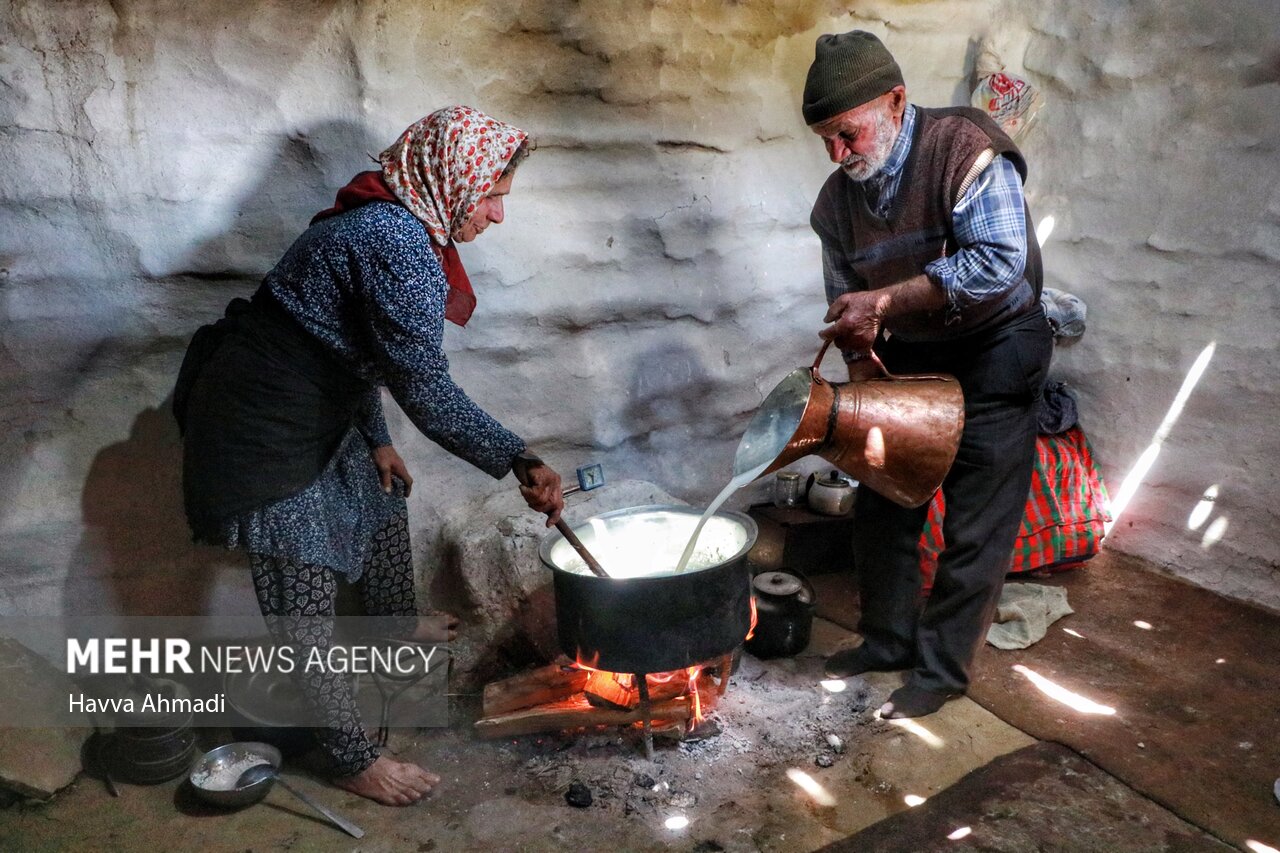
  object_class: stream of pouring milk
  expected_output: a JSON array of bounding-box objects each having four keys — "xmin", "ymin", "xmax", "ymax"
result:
[
  {"xmin": 672, "ymin": 461, "xmax": 769, "ymax": 574},
  {"xmin": 671, "ymin": 367, "xmax": 811, "ymax": 574}
]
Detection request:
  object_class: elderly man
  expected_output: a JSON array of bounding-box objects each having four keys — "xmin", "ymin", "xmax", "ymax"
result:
[{"xmin": 803, "ymin": 31, "xmax": 1053, "ymax": 718}]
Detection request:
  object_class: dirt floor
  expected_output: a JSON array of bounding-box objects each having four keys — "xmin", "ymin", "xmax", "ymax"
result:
[
  {"xmin": 2, "ymin": 551, "xmax": 1277, "ymax": 852},
  {"xmin": 1, "ymin": 619, "xmax": 1039, "ymax": 852},
  {"xmin": 825, "ymin": 742, "xmax": 1235, "ymax": 852},
  {"xmin": 814, "ymin": 550, "xmax": 1280, "ymax": 850}
]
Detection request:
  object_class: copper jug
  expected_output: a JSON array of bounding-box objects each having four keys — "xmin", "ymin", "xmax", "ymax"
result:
[{"xmin": 734, "ymin": 341, "xmax": 964, "ymax": 508}]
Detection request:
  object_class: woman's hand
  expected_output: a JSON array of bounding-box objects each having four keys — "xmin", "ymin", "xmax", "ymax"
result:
[
  {"xmin": 372, "ymin": 445, "xmax": 413, "ymax": 497},
  {"xmin": 514, "ymin": 458, "xmax": 564, "ymax": 527}
]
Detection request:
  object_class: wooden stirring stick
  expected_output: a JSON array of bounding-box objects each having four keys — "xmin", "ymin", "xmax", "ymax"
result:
[{"xmin": 554, "ymin": 520, "xmax": 610, "ymax": 579}]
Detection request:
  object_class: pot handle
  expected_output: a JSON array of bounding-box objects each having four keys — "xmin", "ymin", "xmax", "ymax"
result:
[{"xmin": 811, "ymin": 339, "xmax": 893, "ymax": 381}]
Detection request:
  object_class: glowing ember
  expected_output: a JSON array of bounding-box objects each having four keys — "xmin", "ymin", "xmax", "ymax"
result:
[
  {"xmin": 571, "ymin": 652, "xmax": 711, "ymax": 731},
  {"xmin": 584, "ymin": 669, "xmax": 633, "ymax": 697}
]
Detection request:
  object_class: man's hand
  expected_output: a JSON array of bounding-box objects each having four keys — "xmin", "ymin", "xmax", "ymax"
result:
[
  {"xmin": 846, "ymin": 359, "xmax": 881, "ymax": 382},
  {"xmin": 518, "ymin": 463, "xmax": 564, "ymax": 527},
  {"xmin": 823, "ymin": 276, "xmax": 947, "ymax": 355},
  {"xmin": 372, "ymin": 445, "xmax": 413, "ymax": 497},
  {"xmin": 821, "ymin": 290, "xmax": 886, "ymax": 355}
]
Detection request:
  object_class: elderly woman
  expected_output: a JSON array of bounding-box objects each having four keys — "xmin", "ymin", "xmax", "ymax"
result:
[{"xmin": 174, "ymin": 106, "xmax": 564, "ymax": 806}]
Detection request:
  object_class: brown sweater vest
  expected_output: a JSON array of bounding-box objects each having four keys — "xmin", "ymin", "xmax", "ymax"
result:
[{"xmin": 811, "ymin": 106, "xmax": 1042, "ymax": 341}]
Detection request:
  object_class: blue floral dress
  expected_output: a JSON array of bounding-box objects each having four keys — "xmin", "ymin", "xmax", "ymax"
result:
[{"xmin": 216, "ymin": 201, "xmax": 525, "ymax": 581}]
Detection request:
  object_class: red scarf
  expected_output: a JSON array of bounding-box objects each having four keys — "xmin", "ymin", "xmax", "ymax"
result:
[{"xmin": 311, "ymin": 171, "xmax": 476, "ymax": 327}]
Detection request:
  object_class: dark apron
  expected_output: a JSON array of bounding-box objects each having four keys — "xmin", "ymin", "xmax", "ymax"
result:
[{"xmin": 173, "ymin": 284, "xmax": 370, "ymax": 540}]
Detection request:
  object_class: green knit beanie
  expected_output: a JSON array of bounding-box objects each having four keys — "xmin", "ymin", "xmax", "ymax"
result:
[{"xmin": 802, "ymin": 31, "xmax": 904, "ymax": 126}]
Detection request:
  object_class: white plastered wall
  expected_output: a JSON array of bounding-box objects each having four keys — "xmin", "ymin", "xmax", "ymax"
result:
[{"xmin": 1, "ymin": 0, "xmax": 1276, "ymax": 630}]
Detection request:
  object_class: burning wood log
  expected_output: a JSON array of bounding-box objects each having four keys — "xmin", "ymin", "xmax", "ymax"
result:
[
  {"xmin": 481, "ymin": 663, "xmax": 588, "ymax": 718},
  {"xmin": 583, "ymin": 671, "xmax": 637, "ymax": 710},
  {"xmin": 474, "ymin": 683, "xmax": 720, "ymax": 740},
  {"xmin": 644, "ymin": 670, "xmax": 697, "ymax": 703},
  {"xmin": 582, "ymin": 669, "xmax": 702, "ymax": 709}
]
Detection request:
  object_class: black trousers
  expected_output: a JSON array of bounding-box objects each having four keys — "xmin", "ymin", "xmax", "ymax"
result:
[
  {"xmin": 250, "ymin": 511, "xmax": 418, "ymax": 777},
  {"xmin": 852, "ymin": 307, "xmax": 1053, "ymax": 694}
]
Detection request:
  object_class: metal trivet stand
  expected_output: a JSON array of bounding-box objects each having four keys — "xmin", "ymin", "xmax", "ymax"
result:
[
  {"xmin": 634, "ymin": 653, "xmax": 734, "ymax": 760},
  {"xmin": 359, "ymin": 637, "xmax": 438, "ymax": 747}
]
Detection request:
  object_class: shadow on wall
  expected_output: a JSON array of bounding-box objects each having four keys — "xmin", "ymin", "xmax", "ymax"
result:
[
  {"xmin": 64, "ymin": 120, "xmax": 385, "ymax": 627},
  {"xmin": 624, "ymin": 340, "xmax": 716, "ymax": 448},
  {"xmin": 170, "ymin": 121, "xmax": 386, "ymax": 278},
  {"xmin": 68, "ymin": 400, "xmax": 224, "ymax": 621}
]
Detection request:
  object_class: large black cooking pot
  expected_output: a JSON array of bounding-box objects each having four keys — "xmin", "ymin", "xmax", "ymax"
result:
[{"xmin": 539, "ymin": 505, "xmax": 757, "ymax": 675}]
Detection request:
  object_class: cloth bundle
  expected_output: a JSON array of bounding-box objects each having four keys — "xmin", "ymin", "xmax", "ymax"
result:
[
  {"xmin": 1041, "ymin": 287, "xmax": 1087, "ymax": 340},
  {"xmin": 986, "ymin": 583, "xmax": 1074, "ymax": 650}
]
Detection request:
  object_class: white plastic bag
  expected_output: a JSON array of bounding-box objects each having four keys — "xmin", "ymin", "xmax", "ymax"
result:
[{"xmin": 970, "ymin": 40, "xmax": 1044, "ymax": 141}]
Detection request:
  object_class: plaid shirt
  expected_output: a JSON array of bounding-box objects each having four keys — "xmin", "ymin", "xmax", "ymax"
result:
[{"xmin": 822, "ymin": 105, "xmax": 1029, "ymax": 358}]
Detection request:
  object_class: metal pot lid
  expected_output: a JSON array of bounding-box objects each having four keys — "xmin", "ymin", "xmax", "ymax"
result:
[{"xmin": 753, "ymin": 571, "xmax": 804, "ymax": 597}]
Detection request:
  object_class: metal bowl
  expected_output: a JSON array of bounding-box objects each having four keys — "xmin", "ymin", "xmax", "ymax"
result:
[{"xmin": 189, "ymin": 742, "xmax": 282, "ymax": 808}]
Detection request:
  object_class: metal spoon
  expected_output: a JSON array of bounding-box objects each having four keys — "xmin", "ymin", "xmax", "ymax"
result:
[{"xmin": 236, "ymin": 763, "xmax": 365, "ymax": 838}]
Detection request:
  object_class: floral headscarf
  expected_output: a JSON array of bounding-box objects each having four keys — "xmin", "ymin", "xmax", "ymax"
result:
[{"xmin": 379, "ymin": 105, "xmax": 529, "ymax": 247}]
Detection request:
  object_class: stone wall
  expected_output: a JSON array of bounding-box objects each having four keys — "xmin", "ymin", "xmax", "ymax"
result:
[{"xmin": 1, "ymin": 0, "xmax": 1277, "ymax": 628}]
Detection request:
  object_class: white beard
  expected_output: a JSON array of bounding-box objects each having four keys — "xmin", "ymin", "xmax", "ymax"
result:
[{"xmin": 841, "ymin": 110, "xmax": 898, "ymax": 182}]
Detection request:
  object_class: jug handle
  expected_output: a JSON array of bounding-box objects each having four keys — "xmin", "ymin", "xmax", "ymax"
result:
[
  {"xmin": 811, "ymin": 339, "xmax": 894, "ymax": 381},
  {"xmin": 812, "ymin": 340, "xmax": 953, "ymax": 383}
]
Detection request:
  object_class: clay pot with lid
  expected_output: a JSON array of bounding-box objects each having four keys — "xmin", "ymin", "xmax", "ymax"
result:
[{"xmin": 744, "ymin": 571, "xmax": 816, "ymax": 660}]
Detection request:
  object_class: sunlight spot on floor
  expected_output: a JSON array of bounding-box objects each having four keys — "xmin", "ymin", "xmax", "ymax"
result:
[
  {"xmin": 820, "ymin": 679, "xmax": 847, "ymax": 693},
  {"xmin": 887, "ymin": 716, "xmax": 946, "ymax": 749},
  {"xmin": 904, "ymin": 794, "xmax": 927, "ymax": 807},
  {"xmin": 786, "ymin": 769, "xmax": 837, "ymax": 807},
  {"xmin": 1245, "ymin": 841, "xmax": 1279, "ymax": 853},
  {"xmin": 664, "ymin": 815, "xmax": 689, "ymax": 831},
  {"xmin": 1133, "ymin": 621, "xmax": 1153, "ymax": 630},
  {"xmin": 947, "ymin": 826, "xmax": 973, "ymax": 840},
  {"xmin": 1063, "ymin": 628, "xmax": 1085, "ymax": 638},
  {"xmin": 1013, "ymin": 664, "xmax": 1117, "ymax": 715}
]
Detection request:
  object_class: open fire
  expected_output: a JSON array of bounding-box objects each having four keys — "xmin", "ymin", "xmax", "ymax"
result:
[
  {"xmin": 574, "ymin": 654, "xmax": 708, "ymax": 727},
  {"xmin": 473, "ymin": 596, "xmax": 759, "ymax": 755}
]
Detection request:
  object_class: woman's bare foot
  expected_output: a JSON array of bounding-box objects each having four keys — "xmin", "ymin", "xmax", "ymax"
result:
[
  {"xmin": 333, "ymin": 756, "xmax": 440, "ymax": 806},
  {"xmin": 412, "ymin": 611, "xmax": 460, "ymax": 643}
]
